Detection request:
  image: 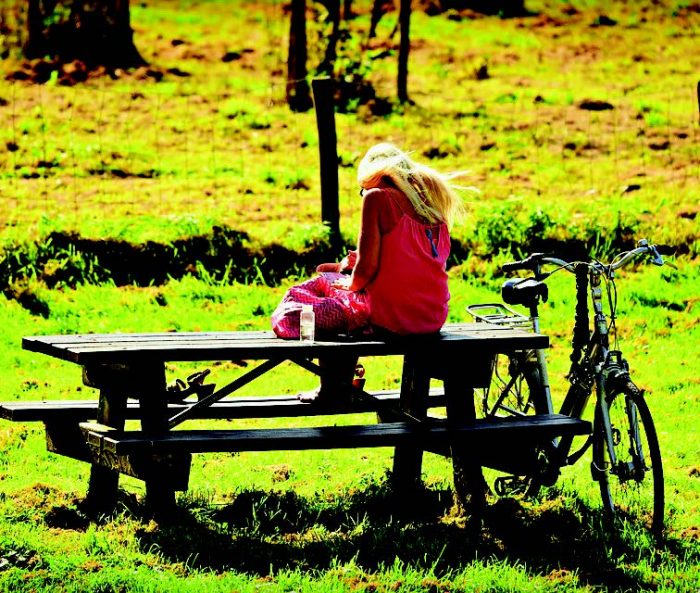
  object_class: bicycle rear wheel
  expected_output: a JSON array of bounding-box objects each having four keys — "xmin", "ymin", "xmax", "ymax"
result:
[
  {"xmin": 479, "ymin": 351, "xmax": 546, "ymax": 417},
  {"xmin": 593, "ymin": 380, "xmax": 664, "ymax": 536},
  {"xmin": 476, "ymin": 351, "xmax": 550, "ymax": 497}
]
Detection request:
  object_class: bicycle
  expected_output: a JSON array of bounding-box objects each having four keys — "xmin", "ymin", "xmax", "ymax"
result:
[{"xmin": 467, "ymin": 239, "xmax": 668, "ymax": 536}]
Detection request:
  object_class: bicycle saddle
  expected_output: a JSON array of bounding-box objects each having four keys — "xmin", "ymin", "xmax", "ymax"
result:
[{"xmin": 501, "ymin": 278, "xmax": 548, "ymax": 308}]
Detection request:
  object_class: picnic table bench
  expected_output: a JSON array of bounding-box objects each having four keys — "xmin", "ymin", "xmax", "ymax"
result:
[{"xmin": 3, "ymin": 323, "xmax": 591, "ymax": 516}]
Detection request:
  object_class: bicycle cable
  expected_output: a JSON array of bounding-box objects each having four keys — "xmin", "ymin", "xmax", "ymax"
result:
[{"xmin": 607, "ymin": 274, "xmax": 619, "ymax": 350}]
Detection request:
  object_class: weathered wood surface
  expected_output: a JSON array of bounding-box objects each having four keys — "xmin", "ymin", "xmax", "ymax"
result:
[
  {"xmin": 16, "ymin": 323, "xmax": 553, "ymax": 511},
  {"xmin": 22, "ymin": 323, "xmax": 548, "ymax": 365},
  {"xmin": 0, "ymin": 389, "xmax": 447, "ymax": 422},
  {"xmin": 82, "ymin": 414, "xmax": 590, "ymax": 456}
]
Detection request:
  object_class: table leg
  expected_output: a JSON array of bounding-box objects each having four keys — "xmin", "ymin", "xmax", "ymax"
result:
[
  {"xmin": 392, "ymin": 353, "xmax": 430, "ymax": 491},
  {"xmin": 86, "ymin": 384, "xmax": 127, "ymax": 514},
  {"xmin": 444, "ymin": 368, "xmax": 487, "ymax": 518},
  {"xmin": 136, "ymin": 362, "xmax": 177, "ymax": 514}
]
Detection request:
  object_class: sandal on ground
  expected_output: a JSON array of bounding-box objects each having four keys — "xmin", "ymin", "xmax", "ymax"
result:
[{"xmin": 167, "ymin": 369, "xmax": 216, "ymax": 403}]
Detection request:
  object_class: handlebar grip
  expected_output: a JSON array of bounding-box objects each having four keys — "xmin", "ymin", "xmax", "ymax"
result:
[
  {"xmin": 501, "ymin": 260, "xmax": 526, "ymax": 273},
  {"xmin": 501, "ymin": 252, "xmax": 545, "ymax": 274}
]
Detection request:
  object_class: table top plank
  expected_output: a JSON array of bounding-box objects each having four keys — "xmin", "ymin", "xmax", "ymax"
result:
[{"xmin": 23, "ymin": 323, "xmax": 547, "ymax": 365}]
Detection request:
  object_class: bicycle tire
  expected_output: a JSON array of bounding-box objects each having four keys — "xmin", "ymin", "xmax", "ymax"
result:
[
  {"xmin": 475, "ymin": 351, "xmax": 550, "ymax": 498},
  {"xmin": 479, "ymin": 352, "xmax": 547, "ymax": 418},
  {"xmin": 592, "ymin": 380, "xmax": 664, "ymax": 536}
]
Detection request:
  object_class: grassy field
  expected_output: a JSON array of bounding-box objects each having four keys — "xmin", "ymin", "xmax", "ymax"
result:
[{"xmin": 0, "ymin": 0, "xmax": 699, "ymax": 591}]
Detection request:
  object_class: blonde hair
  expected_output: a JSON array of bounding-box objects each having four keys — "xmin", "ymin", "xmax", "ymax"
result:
[{"xmin": 357, "ymin": 143, "xmax": 468, "ymax": 228}]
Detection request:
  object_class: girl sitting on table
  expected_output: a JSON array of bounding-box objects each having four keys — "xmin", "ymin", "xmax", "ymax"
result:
[{"xmin": 271, "ymin": 142, "xmax": 469, "ymax": 405}]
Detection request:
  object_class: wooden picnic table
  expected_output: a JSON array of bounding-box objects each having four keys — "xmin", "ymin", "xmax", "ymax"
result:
[{"xmin": 13, "ymin": 323, "xmax": 589, "ymax": 516}]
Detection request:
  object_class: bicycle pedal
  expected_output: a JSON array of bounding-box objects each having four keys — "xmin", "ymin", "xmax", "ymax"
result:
[{"xmin": 494, "ymin": 476, "xmax": 529, "ymax": 497}]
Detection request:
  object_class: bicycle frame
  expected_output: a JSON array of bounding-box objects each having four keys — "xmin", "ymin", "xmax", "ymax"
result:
[
  {"xmin": 469, "ymin": 240, "xmax": 664, "ymax": 466},
  {"xmin": 552, "ymin": 267, "xmax": 617, "ymax": 469},
  {"xmin": 485, "ymin": 240, "xmax": 666, "ymax": 475},
  {"xmin": 468, "ymin": 240, "xmax": 667, "ymax": 531}
]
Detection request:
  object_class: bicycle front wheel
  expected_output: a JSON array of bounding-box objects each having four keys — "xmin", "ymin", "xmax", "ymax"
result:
[{"xmin": 593, "ymin": 380, "xmax": 664, "ymax": 536}]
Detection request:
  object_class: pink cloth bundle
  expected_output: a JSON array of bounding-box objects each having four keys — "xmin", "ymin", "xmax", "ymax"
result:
[{"xmin": 271, "ymin": 273, "xmax": 370, "ymax": 339}]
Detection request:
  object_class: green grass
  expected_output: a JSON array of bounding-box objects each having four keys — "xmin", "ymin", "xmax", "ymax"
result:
[
  {"xmin": 1, "ymin": 263, "xmax": 699, "ymax": 591},
  {"xmin": 0, "ymin": 0, "xmax": 699, "ymax": 590}
]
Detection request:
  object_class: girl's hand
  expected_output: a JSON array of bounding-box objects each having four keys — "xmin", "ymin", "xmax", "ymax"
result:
[
  {"xmin": 339, "ymin": 250, "xmax": 358, "ymax": 272},
  {"xmin": 331, "ymin": 276, "xmax": 352, "ymax": 290},
  {"xmin": 316, "ymin": 250, "xmax": 357, "ymax": 274}
]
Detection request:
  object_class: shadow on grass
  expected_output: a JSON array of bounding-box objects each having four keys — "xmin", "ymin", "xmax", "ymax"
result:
[{"xmin": 120, "ymin": 481, "xmax": 698, "ymax": 590}]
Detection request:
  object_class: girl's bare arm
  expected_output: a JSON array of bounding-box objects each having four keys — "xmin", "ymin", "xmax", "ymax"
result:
[{"xmin": 336, "ymin": 191, "xmax": 381, "ymax": 291}]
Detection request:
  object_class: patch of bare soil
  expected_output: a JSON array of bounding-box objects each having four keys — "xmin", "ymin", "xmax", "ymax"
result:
[{"xmin": 5, "ymin": 57, "xmax": 169, "ymax": 86}]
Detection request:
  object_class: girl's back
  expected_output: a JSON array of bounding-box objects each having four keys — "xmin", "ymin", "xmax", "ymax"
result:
[{"xmin": 364, "ymin": 187, "xmax": 450, "ymax": 335}]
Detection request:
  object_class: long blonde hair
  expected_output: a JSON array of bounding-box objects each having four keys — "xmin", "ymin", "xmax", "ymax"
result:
[{"xmin": 357, "ymin": 143, "xmax": 467, "ymax": 228}]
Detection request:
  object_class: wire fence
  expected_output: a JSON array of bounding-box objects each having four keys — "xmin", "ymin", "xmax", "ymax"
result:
[
  {"xmin": 1, "ymin": 76, "xmax": 697, "ymax": 240},
  {"xmin": 1, "ymin": 0, "xmax": 698, "ymax": 241}
]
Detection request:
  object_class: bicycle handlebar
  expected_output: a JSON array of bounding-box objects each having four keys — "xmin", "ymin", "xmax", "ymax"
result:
[
  {"xmin": 500, "ymin": 253, "xmax": 547, "ymax": 273},
  {"xmin": 501, "ymin": 239, "xmax": 673, "ymax": 276}
]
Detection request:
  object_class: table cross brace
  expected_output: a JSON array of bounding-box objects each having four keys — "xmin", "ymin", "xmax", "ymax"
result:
[{"xmin": 168, "ymin": 358, "xmax": 283, "ymax": 429}]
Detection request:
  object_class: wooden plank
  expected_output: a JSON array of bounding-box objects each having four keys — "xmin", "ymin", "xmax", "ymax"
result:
[
  {"xmin": 86, "ymin": 415, "xmax": 591, "ymax": 456},
  {"xmin": 0, "ymin": 389, "xmax": 446, "ymax": 422},
  {"xmin": 80, "ymin": 423, "xmax": 190, "ymax": 490},
  {"xmin": 136, "ymin": 362, "xmax": 177, "ymax": 509},
  {"xmin": 445, "ymin": 359, "xmax": 486, "ymax": 514},
  {"xmin": 23, "ymin": 325, "xmax": 548, "ymax": 365},
  {"xmin": 22, "ymin": 323, "xmax": 538, "ymax": 345},
  {"xmin": 22, "ymin": 323, "xmax": 529, "ymax": 347},
  {"xmin": 45, "ymin": 420, "xmax": 93, "ymax": 461},
  {"xmin": 85, "ymin": 383, "xmax": 127, "ymax": 512},
  {"xmin": 92, "ymin": 450, "xmax": 191, "ymax": 491}
]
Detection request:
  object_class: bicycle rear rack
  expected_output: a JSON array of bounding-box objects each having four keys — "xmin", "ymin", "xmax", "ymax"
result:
[{"xmin": 466, "ymin": 303, "xmax": 532, "ymax": 329}]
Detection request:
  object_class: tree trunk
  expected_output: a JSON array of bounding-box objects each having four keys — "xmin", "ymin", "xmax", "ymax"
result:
[
  {"xmin": 317, "ymin": 0, "xmax": 341, "ymax": 76},
  {"xmin": 110, "ymin": 0, "xmax": 147, "ymax": 67},
  {"xmin": 21, "ymin": 0, "xmax": 147, "ymax": 68},
  {"xmin": 397, "ymin": 0, "xmax": 410, "ymax": 103},
  {"xmin": 312, "ymin": 78, "xmax": 341, "ymax": 250},
  {"xmin": 369, "ymin": 0, "xmax": 393, "ymax": 39},
  {"xmin": 287, "ymin": 0, "xmax": 313, "ymax": 112}
]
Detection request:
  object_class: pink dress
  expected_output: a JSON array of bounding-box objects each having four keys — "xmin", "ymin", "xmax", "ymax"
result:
[
  {"xmin": 365, "ymin": 189, "xmax": 450, "ymax": 334},
  {"xmin": 271, "ymin": 188, "xmax": 450, "ymax": 338}
]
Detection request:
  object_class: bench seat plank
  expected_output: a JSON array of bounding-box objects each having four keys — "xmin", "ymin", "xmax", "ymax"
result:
[
  {"xmin": 84, "ymin": 414, "xmax": 591, "ymax": 455},
  {"xmin": 0, "ymin": 389, "xmax": 446, "ymax": 422}
]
